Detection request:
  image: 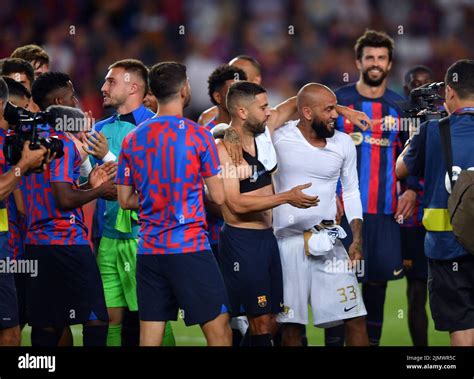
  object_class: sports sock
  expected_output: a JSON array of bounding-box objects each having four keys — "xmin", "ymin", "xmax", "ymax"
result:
[
  {"xmin": 324, "ymin": 324, "xmax": 345, "ymax": 346},
  {"xmin": 31, "ymin": 327, "xmax": 61, "ymax": 346},
  {"xmin": 362, "ymin": 282, "xmax": 387, "ymax": 346},
  {"xmin": 107, "ymin": 324, "xmax": 122, "ymax": 346},
  {"xmin": 407, "ymin": 279, "xmax": 428, "ymax": 346},
  {"xmin": 83, "ymin": 324, "xmax": 108, "ymax": 346},
  {"xmin": 249, "ymin": 333, "xmax": 272, "ymax": 346}
]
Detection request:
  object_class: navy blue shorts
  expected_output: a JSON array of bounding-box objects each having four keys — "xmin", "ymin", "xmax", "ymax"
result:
[
  {"xmin": 24, "ymin": 245, "xmax": 108, "ymax": 328},
  {"xmin": 0, "ymin": 270, "xmax": 19, "ymax": 329},
  {"xmin": 401, "ymin": 226, "xmax": 428, "ymax": 280},
  {"xmin": 136, "ymin": 250, "xmax": 230, "ymax": 326},
  {"xmin": 14, "ymin": 272, "xmax": 27, "ymax": 325},
  {"xmin": 219, "ymin": 224, "xmax": 283, "ymax": 317},
  {"xmin": 428, "ymin": 254, "xmax": 474, "ymax": 332},
  {"xmin": 341, "ymin": 214, "xmax": 404, "ymax": 282}
]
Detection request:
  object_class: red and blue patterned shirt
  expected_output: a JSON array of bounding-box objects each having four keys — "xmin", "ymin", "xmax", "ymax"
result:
[{"xmin": 116, "ymin": 115, "xmax": 221, "ymax": 255}]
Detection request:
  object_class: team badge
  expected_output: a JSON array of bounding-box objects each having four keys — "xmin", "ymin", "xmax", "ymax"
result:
[
  {"xmin": 257, "ymin": 295, "xmax": 267, "ymax": 307},
  {"xmin": 350, "ymin": 132, "xmax": 363, "ymax": 146}
]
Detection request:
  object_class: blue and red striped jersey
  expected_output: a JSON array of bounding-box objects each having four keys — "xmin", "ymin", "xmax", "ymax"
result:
[
  {"xmin": 0, "ymin": 130, "xmax": 9, "ymax": 258},
  {"xmin": 23, "ymin": 131, "xmax": 89, "ymax": 245},
  {"xmin": 116, "ymin": 115, "xmax": 221, "ymax": 255},
  {"xmin": 400, "ymin": 179, "xmax": 424, "ymax": 227},
  {"xmin": 336, "ymin": 84, "xmax": 407, "ymax": 215},
  {"xmin": 201, "ymin": 116, "xmax": 224, "ymax": 245}
]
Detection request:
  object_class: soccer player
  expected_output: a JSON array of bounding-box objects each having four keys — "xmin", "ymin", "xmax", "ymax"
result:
[
  {"xmin": 202, "ymin": 64, "xmax": 247, "ymax": 259},
  {"xmin": 0, "ymin": 77, "xmax": 48, "ymax": 346},
  {"xmin": 1, "ymin": 58, "xmax": 38, "ymax": 111},
  {"xmin": 328, "ymin": 30, "xmax": 416, "ymax": 346},
  {"xmin": 21, "ymin": 106, "xmax": 117, "ymax": 346},
  {"xmin": 400, "ymin": 65, "xmax": 434, "ymax": 346},
  {"xmin": 116, "ymin": 61, "xmax": 232, "ymax": 346},
  {"xmin": 216, "ymin": 81, "xmax": 322, "ymax": 346},
  {"xmin": 10, "ymin": 44, "xmax": 50, "ymax": 79},
  {"xmin": 90, "ymin": 59, "xmax": 174, "ymax": 346},
  {"xmin": 198, "ymin": 55, "xmax": 262, "ymax": 126},
  {"xmin": 273, "ymin": 83, "xmax": 368, "ymax": 346}
]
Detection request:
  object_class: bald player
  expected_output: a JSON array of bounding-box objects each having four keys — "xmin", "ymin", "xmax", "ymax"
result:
[
  {"xmin": 198, "ymin": 55, "xmax": 262, "ymax": 126},
  {"xmin": 216, "ymin": 81, "xmax": 322, "ymax": 346},
  {"xmin": 272, "ymin": 83, "xmax": 368, "ymax": 346}
]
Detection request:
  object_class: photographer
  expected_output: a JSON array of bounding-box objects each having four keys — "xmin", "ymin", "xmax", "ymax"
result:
[
  {"xmin": 396, "ymin": 59, "xmax": 474, "ymax": 346},
  {"xmin": 0, "ymin": 77, "xmax": 48, "ymax": 346}
]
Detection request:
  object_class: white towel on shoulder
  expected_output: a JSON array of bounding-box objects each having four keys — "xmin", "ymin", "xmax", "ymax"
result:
[{"xmin": 255, "ymin": 126, "xmax": 278, "ymax": 173}]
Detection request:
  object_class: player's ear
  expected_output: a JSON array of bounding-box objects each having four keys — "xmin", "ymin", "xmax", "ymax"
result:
[
  {"xmin": 130, "ymin": 82, "xmax": 138, "ymax": 96},
  {"xmin": 355, "ymin": 59, "xmax": 362, "ymax": 71},
  {"xmin": 213, "ymin": 91, "xmax": 221, "ymax": 105},
  {"xmin": 302, "ymin": 106, "xmax": 312, "ymax": 121},
  {"xmin": 387, "ymin": 60, "xmax": 393, "ymax": 72},
  {"xmin": 237, "ymin": 106, "xmax": 247, "ymax": 120}
]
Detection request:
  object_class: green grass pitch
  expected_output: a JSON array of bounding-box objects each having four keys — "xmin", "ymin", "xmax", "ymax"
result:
[{"xmin": 20, "ymin": 278, "xmax": 450, "ymax": 346}]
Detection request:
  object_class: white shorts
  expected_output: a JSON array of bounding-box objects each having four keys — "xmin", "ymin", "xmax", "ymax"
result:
[{"xmin": 276, "ymin": 235, "xmax": 367, "ymax": 328}]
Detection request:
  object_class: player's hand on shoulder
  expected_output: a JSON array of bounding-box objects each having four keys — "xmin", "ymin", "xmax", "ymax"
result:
[
  {"xmin": 223, "ymin": 127, "xmax": 243, "ymax": 166},
  {"xmin": 286, "ymin": 182, "xmax": 320, "ymax": 208}
]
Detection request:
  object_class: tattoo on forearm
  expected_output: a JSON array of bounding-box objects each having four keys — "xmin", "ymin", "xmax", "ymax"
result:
[{"xmin": 350, "ymin": 218, "xmax": 363, "ymax": 243}]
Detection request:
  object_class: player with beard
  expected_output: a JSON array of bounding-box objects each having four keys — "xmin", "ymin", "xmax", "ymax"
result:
[
  {"xmin": 327, "ymin": 30, "xmax": 416, "ymax": 346},
  {"xmin": 216, "ymin": 81, "xmax": 321, "ymax": 346},
  {"xmin": 273, "ymin": 83, "xmax": 368, "ymax": 346},
  {"xmin": 91, "ymin": 59, "xmax": 175, "ymax": 346},
  {"xmin": 117, "ymin": 62, "xmax": 232, "ymax": 346}
]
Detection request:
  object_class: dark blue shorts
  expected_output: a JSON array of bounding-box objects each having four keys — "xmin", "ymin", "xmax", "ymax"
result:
[
  {"xmin": 136, "ymin": 250, "xmax": 230, "ymax": 326},
  {"xmin": 219, "ymin": 224, "xmax": 283, "ymax": 317},
  {"xmin": 401, "ymin": 226, "xmax": 428, "ymax": 280},
  {"xmin": 428, "ymin": 254, "xmax": 474, "ymax": 332},
  {"xmin": 24, "ymin": 245, "xmax": 108, "ymax": 328},
  {"xmin": 0, "ymin": 270, "xmax": 19, "ymax": 329},
  {"xmin": 341, "ymin": 214, "xmax": 403, "ymax": 282},
  {"xmin": 14, "ymin": 272, "xmax": 27, "ymax": 325}
]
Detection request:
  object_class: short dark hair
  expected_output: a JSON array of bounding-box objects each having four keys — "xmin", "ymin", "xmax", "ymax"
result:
[
  {"xmin": 148, "ymin": 62, "xmax": 187, "ymax": 102},
  {"xmin": 2, "ymin": 76, "xmax": 31, "ymax": 99},
  {"xmin": 1, "ymin": 58, "xmax": 35, "ymax": 87},
  {"xmin": 11, "ymin": 44, "xmax": 50, "ymax": 66},
  {"xmin": 354, "ymin": 30, "xmax": 395, "ymax": 61},
  {"xmin": 31, "ymin": 71, "xmax": 71, "ymax": 110},
  {"xmin": 208, "ymin": 64, "xmax": 247, "ymax": 105},
  {"xmin": 108, "ymin": 59, "xmax": 149, "ymax": 96},
  {"xmin": 233, "ymin": 55, "xmax": 262, "ymax": 75},
  {"xmin": 445, "ymin": 59, "xmax": 474, "ymax": 100},
  {"xmin": 226, "ymin": 81, "xmax": 267, "ymax": 114},
  {"xmin": 404, "ymin": 65, "xmax": 433, "ymax": 86},
  {"xmin": 0, "ymin": 77, "xmax": 9, "ymax": 106}
]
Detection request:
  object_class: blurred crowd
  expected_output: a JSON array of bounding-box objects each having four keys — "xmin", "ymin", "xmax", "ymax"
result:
[{"xmin": 1, "ymin": 0, "xmax": 473, "ymax": 120}]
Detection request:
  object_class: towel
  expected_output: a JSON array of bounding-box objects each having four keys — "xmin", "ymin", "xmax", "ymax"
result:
[
  {"xmin": 211, "ymin": 124, "xmax": 278, "ymax": 172},
  {"xmin": 256, "ymin": 126, "xmax": 278, "ymax": 173},
  {"xmin": 303, "ymin": 221, "xmax": 347, "ymax": 256},
  {"xmin": 115, "ymin": 207, "xmax": 138, "ymax": 233}
]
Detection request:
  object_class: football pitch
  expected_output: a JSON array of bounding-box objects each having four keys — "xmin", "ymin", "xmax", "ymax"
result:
[{"xmin": 21, "ymin": 278, "xmax": 450, "ymax": 347}]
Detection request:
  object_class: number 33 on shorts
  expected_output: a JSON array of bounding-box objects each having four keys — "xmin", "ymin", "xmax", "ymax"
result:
[{"xmin": 336, "ymin": 285, "xmax": 357, "ymax": 303}]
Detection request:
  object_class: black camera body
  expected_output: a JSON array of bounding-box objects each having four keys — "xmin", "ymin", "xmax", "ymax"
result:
[
  {"xmin": 404, "ymin": 82, "xmax": 448, "ymax": 122},
  {"xmin": 2, "ymin": 102, "xmax": 64, "ymax": 171}
]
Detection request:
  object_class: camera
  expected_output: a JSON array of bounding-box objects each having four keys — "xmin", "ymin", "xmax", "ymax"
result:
[
  {"xmin": 2, "ymin": 102, "xmax": 64, "ymax": 170},
  {"xmin": 404, "ymin": 82, "xmax": 448, "ymax": 122}
]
